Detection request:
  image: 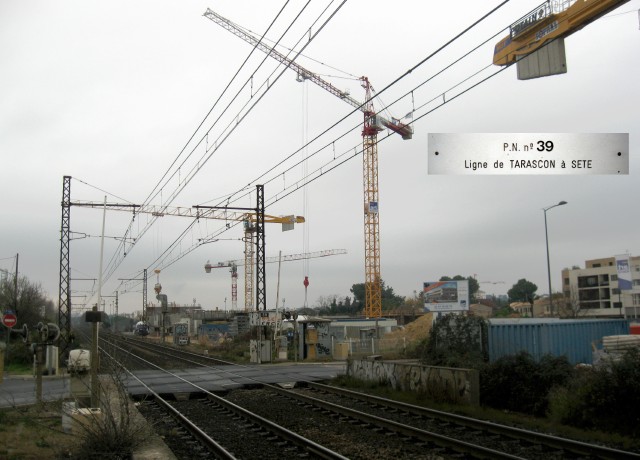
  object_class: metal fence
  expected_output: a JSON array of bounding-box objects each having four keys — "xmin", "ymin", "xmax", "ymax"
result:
[{"xmin": 338, "ymin": 336, "xmax": 409, "ymax": 357}]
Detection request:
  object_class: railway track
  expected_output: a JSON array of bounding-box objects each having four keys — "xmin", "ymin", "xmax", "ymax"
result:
[
  {"xmin": 98, "ymin": 335, "xmax": 640, "ymax": 459},
  {"xmin": 100, "ymin": 336, "xmax": 347, "ymax": 459},
  {"xmin": 289, "ymin": 382, "xmax": 640, "ymax": 460},
  {"xmin": 101, "ymin": 333, "xmax": 232, "ymax": 369}
]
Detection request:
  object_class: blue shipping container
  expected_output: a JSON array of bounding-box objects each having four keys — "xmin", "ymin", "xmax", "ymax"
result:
[{"xmin": 488, "ymin": 318, "xmax": 630, "ymax": 365}]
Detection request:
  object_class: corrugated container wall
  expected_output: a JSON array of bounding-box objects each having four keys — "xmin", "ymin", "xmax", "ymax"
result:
[{"xmin": 488, "ymin": 319, "xmax": 630, "ymax": 365}]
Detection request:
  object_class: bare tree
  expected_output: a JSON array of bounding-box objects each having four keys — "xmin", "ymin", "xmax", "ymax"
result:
[
  {"xmin": 559, "ymin": 285, "xmax": 587, "ymax": 318},
  {"xmin": 0, "ymin": 275, "xmax": 52, "ymax": 326}
]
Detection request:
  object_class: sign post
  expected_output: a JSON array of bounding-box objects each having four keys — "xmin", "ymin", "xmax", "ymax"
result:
[{"xmin": 2, "ymin": 311, "xmax": 17, "ymax": 376}]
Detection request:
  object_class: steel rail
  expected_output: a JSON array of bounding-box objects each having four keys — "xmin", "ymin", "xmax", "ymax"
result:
[
  {"xmin": 116, "ymin": 334, "xmax": 232, "ymax": 366},
  {"xmin": 99, "ymin": 346, "xmax": 236, "ymax": 459},
  {"xmin": 265, "ymin": 384, "xmax": 524, "ymax": 460},
  {"xmin": 305, "ymin": 381, "xmax": 640, "ymax": 460}
]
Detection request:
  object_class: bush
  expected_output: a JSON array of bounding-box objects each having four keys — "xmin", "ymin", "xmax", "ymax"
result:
[
  {"xmin": 480, "ymin": 352, "xmax": 574, "ymax": 416},
  {"xmin": 548, "ymin": 348, "xmax": 640, "ymax": 436},
  {"xmin": 8, "ymin": 341, "xmax": 34, "ymax": 365},
  {"xmin": 418, "ymin": 313, "xmax": 488, "ymax": 369},
  {"xmin": 65, "ymin": 358, "xmax": 152, "ymax": 459}
]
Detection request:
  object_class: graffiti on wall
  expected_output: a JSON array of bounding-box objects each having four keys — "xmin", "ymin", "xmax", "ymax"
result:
[
  {"xmin": 308, "ymin": 322, "xmax": 330, "ymax": 357},
  {"xmin": 347, "ymin": 359, "xmax": 478, "ymax": 405}
]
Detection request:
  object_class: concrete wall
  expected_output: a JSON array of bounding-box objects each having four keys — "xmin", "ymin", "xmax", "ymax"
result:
[{"xmin": 347, "ymin": 359, "xmax": 479, "ymax": 406}]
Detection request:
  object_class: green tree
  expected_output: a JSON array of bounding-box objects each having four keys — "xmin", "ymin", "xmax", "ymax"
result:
[
  {"xmin": 439, "ymin": 275, "xmax": 480, "ymax": 303},
  {"xmin": 494, "ymin": 305, "xmax": 516, "ymax": 317},
  {"xmin": 349, "ymin": 283, "xmax": 365, "ymax": 310},
  {"xmin": 349, "ymin": 279, "xmax": 404, "ymax": 312},
  {"xmin": 508, "ymin": 278, "xmax": 538, "ymax": 311}
]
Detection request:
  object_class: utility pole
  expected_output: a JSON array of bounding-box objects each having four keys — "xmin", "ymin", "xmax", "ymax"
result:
[
  {"xmin": 58, "ymin": 176, "xmax": 72, "ymax": 364},
  {"xmin": 543, "ymin": 201, "xmax": 567, "ymax": 317},
  {"xmin": 90, "ymin": 305, "xmax": 99, "ymax": 408},
  {"xmin": 101, "ymin": 293, "xmax": 118, "ymax": 332},
  {"xmin": 14, "ymin": 253, "xmax": 18, "ymax": 315},
  {"xmin": 119, "ymin": 270, "xmax": 148, "ymax": 321},
  {"xmin": 91, "ymin": 196, "xmax": 107, "ymax": 409}
]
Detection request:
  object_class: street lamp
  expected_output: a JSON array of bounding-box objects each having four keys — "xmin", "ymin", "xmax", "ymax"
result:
[{"xmin": 543, "ymin": 201, "xmax": 567, "ymax": 317}]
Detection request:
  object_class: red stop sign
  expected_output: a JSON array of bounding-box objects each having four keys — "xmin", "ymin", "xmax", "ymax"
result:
[{"xmin": 2, "ymin": 313, "xmax": 17, "ymax": 328}]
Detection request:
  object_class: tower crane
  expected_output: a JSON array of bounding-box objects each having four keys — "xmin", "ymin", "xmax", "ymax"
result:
[
  {"xmin": 205, "ymin": 248, "xmax": 347, "ymax": 312},
  {"xmin": 203, "ymin": 9, "xmax": 413, "ymax": 318},
  {"xmin": 205, "ymin": 261, "xmax": 239, "ymax": 310}
]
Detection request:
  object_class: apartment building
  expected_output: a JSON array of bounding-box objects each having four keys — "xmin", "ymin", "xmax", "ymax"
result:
[{"xmin": 561, "ymin": 256, "xmax": 640, "ymax": 319}]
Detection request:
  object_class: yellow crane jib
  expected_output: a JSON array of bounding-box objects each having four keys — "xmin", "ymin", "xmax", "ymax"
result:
[{"xmin": 493, "ymin": 0, "xmax": 630, "ymax": 67}]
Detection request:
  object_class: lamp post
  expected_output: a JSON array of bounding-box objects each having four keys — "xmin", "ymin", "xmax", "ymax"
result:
[{"xmin": 543, "ymin": 201, "xmax": 567, "ymax": 317}]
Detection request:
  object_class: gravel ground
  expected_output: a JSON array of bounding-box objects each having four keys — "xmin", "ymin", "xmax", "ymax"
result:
[{"xmin": 224, "ymin": 388, "xmax": 445, "ymax": 459}]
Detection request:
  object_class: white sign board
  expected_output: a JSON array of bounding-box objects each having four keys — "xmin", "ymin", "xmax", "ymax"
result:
[
  {"xmin": 249, "ymin": 310, "xmax": 282, "ymax": 328},
  {"xmin": 428, "ymin": 133, "xmax": 628, "ymax": 175},
  {"xmin": 423, "ymin": 280, "xmax": 469, "ymax": 312}
]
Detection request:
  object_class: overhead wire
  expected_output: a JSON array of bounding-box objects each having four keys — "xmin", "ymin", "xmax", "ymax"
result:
[
  {"xmin": 262, "ymin": 0, "xmax": 610, "ymax": 205},
  {"xmin": 142, "ymin": 0, "xmax": 346, "ymax": 214},
  {"xmin": 140, "ymin": 0, "xmax": 349, "ymax": 269},
  {"xmin": 72, "ymin": 177, "xmax": 134, "ymax": 204},
  {"xmin": 84, "ymin": 1, "xmax": 309, "ymax": 301},
  {"xmin": 155, "ymin": 0, "xmax": 602, "ymax": 279},
  {"xmin": 140, "ymin": 0, "xmax": 297, "ymax": 209},
  {"xmin": 99, "ymin": 1, "xmax": 304, "ymax": 278},
  {"xmin": 80, "ymin": 1, "xmax": 351, "ymax": 302},
  {"xmin": 120, "ymin": 0, "xmax": 518, "ymax": 278},
  {"xmin": 245, "ymin": 0, "xmax": 611, "ymax": 206},
  {"xmin": 83, "ymin": 0, "xmax": 597, "ymax": 307},
  {"xmin": 176, "ymin": 0, "xmax": 636, "ymax": 224},
  {"xmin": 91, "ymin": 1, "xmax": 319, "ymax": 299},
  {"xmin": 240, "ymin": 26, "xmax": 361, "ymax": 81},
  {"xmin": 218, "ymin": 0, "xmax": 514, "ymax": 205}
]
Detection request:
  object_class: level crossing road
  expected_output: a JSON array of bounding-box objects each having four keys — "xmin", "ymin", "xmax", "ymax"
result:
[
  {"xmin": 0, "ymin": 374, "xmax": 70, "ymax": 407},
  {"xmin": 0, "ymin": 362, "xmax": 346, "ymax": 407},
  {"xmin": 123, "ymin": 362, "xmax": 346, "ymax": 396}
]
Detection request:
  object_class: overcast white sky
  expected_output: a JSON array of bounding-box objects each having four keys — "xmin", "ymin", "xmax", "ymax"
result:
[{"xmin": 1, "ymin": 0, "xmax": 639, "ymax": 317}]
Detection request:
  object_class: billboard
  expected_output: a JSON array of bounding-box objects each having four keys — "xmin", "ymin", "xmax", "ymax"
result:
[
  {"xmin": 423, "ymin": 280, "xmax": 469, "ymax": 312},
  {"xmin": 616, "ymin": 254, "xmax": 632, "ymax": 291}
]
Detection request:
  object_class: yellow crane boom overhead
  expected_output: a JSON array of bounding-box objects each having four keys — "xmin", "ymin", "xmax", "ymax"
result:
[{"xmin": 493, "ymin": 0, "xmax": 630, "ymax": 66}]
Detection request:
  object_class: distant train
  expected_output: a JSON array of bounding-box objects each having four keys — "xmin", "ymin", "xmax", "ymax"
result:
[{"xmin": 134, "ymin": 321, "xmax": 150, "ymax": 336}]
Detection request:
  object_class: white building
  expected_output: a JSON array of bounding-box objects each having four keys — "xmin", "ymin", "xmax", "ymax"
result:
[{"xmin": 561, "ymin": 256, "xmax": 640, "ymax": 319}]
